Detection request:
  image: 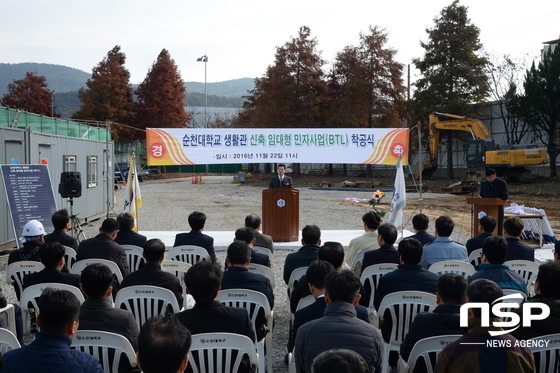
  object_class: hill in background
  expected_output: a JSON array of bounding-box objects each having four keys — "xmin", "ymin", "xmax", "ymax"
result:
[{"xmin": 1, "ymin": 63, "xmax": 253, "ymax": 117}]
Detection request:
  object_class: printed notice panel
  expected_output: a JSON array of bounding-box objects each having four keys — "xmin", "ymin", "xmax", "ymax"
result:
[
  {"xmin": 1, "ymin": 165, "xmax": 57, "ymax": 248},
  {"xmin": 146, "ymin": 128, "xmax": 409, "ymax": 166}
]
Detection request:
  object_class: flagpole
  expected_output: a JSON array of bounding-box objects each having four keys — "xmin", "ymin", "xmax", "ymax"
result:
[{"xmin": 417, "ymin": 120, "xmax": 423, "ymax": 214}]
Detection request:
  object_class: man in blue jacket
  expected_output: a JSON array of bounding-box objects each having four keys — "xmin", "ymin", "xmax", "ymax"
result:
[{"xmin": 2, "ymin": 288, "xmax": 103, "ymax": 373}]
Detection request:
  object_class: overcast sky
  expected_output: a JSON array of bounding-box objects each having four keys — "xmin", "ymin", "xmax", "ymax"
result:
[{"xmin": 2, "ymin": 1, "xmax": 559, "ymax": 85}]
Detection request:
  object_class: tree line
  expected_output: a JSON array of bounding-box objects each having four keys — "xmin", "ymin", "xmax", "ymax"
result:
[{"xmin": 1, "ymin": 0, "xmax": 559, "ymax": 175}]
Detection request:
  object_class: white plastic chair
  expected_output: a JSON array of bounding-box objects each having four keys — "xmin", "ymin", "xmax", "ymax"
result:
[
  {"xmin": 121, "ymin": 244, "xmax": 144, "ymax": 272},
  {"xmin": 350, "ymin": 248, "xmax": 375, "ymax": 275},
  {"xmin": 287, "ymin": 267, "xmax": 308, "ymax": 300},
  {"xmin": 248, "ymin": 263, "xmax": 276, "ymax": 289},
  {"xmin": 359, "ymin": 263, "xmax": 399, "ymax": 327},
  {"xmin": 219, "ymin": 288, "xmax": 273, "ymax": 373},
  {"xmin": 114, "ymin": 285, "xmax": 181, "ymax": 330},
  {"xmin": 188, "ymin": 332, "xmax": 259, "ymax": 373},
  {"xmin": 468, "ymin": 248, "xmax": 482, "ymax": 267},
  {"xmin": 71, "ymin": 259, "xmax": 124, "ymax": 284},
  {"xmin": 21, "ymin": 283, "xmax": 85, "ymax": 333},
  {"xmin": 399, "ymin": 334, "xmax": 462, "ymax": 373},
  {"xmin": 0, "ymin": 304, "xmax": 17, "ymax": 336},
  {"xmin": 428, "ymin": 260, "xmax": 476, "ymax": 279},
  {"xmin": 161, "ymin": 260, "xmax": 193, "ymax": 309},
  {"xmin": 166, "ymin": 245, "xmax": 209, "ymax": 265},
  {"xmin": 63, "ymin": 246, "xmax": 77, "ymax": 270},
  {"xmin": 529, "ymin": 333, "xmax": 560, "ymax": 373},
  {"xmin": 377, "ymin": 291, "xmax": 438, "ymax": 373},
  {"xmin": 72, "ymin": 330, "xmax": 137, "ymax": 373},
  {"xmin": 505, "ymin": 260, "xmax": 540, "ymax": 296},
  {"xmin": 296, "ymin": 295, "xmax": 315, "ymax": 311},
  {"xmin": 253, "ymin": 246, "xmax": 273, "ymax": 260},
  {"xmin": 6, "ymin": 261, "xmax": 45, "ymax": 300},
  {"xmin": 0, "ymin": 327, "xmax": 21, "ymax": 354}
]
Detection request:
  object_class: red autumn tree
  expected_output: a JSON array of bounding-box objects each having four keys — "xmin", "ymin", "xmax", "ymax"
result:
[
  {"xmin": 1, "ymin": 72, "xmax": 58, "ymax": 116},
  {"xmin": 134, "ymin": 49, "xmax": 190, "ymax": 138},
  {"xmin": 73, "ymin": 45, "xmax": 136, "ymax": 141}
]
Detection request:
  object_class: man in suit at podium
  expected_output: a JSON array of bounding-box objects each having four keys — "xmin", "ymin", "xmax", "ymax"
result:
[
  {"xmin": 269, "ymin": 164, "xmax": 293, "ymax": 188},
  {"xmin": 479, "ymin": 168, "xmax": 508, "ymax": 235}
]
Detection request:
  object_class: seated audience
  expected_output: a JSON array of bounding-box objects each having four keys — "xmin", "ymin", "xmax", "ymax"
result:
[
  {"xmin": 421, "ymin": 216, "xmax": 467, "ymax": 269},
  {"xmin": 400, "ymin": 273, "xmax": 467, "ymax": 372},
  {"xmin": 372, "ymin": 238, "xmax": 439, "ymax": 345},
  {"xmin": 8, "ymin": 219, "xmax": 45, "ymax": 265},
  {"xmin": 44, "ymin": 209, "xmax": 78, "ymax": 250},
  {"xmin": 233, "ymin": 227, "xmax": 271, "ymax": 267},
  {"xmin": 0, "ymin": 286, "xmax": 23, "ymax": 345},
  {"xmin": 503, "ymin": 216, "xmax": 535, "ymax": 261},
  {"xmin": 120, "ymin": 238, "xmax": 183, "ymax": 307},
  {"xmin": 79, "ymin": 263, "xmax": 139, "ymax": 349},
  {"xmin": 289, "ymin": 260, "xmax": 369, "ymax": 352},
  {"xmin": 115, "ymin": 212, "xmax": 147, "ymax": 248},
  {"xmin": 137, "ymin": 315, "xmax": 191, "ymax": 373},
  {"xmin": 467, "ymin": 235, "xmax": 528, "ymax": 295},
  {"xmin": 294, "ymin": 269, "xmax": 383, "ymax": 373},
  {"xmin": 173, "ymin": 211, "xmax": 216, "ymax": 261},
  {"xmin": 77, "ymin": 218, "xmax": 130, "ymax": 278},
  {"xmin": 512, "ymin": 261, "xmax": 560, "ymax": 340},
  {"xmin": 2, "ymin": 288, "xmax": 103, "ymax": 373},
  {"xmin": 174, "ymin": 261, "xmax": 255, "ymax": 373},
  {"xmin": 434, "ymin": 279, "xmax": 535, "ymax": 373},
  {"xmin": 245, "ymin": 214, "xmax": 275, "ymax": 252},
  {"xmin": 221, "ymin": 240, "xmax": 274, "ymax": 341},
  {"xmin": 361, "ymin": 223, "xmax": 400, "ymax": 271},
  {"xmin": 283, "ymin": 225, "xmax": 322, "ymax": 284},
  {"xmin": 23, "ymin": 241, "xmax": 80, "ymax": 289},
  {"xmin": 346, "ymin": 211, "xmax": 381, "ymax": 274},
  {"xmin": 465, "ymin": 215, "xmax": 495, "ymax": 255},
  {"xmin": 311, "ymin": 349, "xmax": 369, "ymax": 373},
  {"xmin": 408, "ymin": 214, "xmax": 436, "ymax": 246}
]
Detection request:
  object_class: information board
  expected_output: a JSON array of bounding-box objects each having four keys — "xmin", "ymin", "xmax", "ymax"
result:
[{"xmin": 1, "ymin": 164, "xmax": 57, "ymax": 248}]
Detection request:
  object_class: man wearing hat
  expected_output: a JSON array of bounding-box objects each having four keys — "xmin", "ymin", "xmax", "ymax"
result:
[{"xmin": 8, "ymin": 220, "xmax": 45, "ymax": 265}]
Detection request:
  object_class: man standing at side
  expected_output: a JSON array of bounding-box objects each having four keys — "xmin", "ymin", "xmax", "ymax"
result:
[
  {"xmin": 479, "ymin": 167, "xmax": 508, "ymax": 235},
  {"xmin": 77, "ymin": 218, "xmax": 130, "ymax": 278},
  {"xmin": 173, "ymin": 211, "xmax": 216, "ymax": 261},
  {"xmin": 269, "ymin": 163, "xmax": 293, "ymax": 188},
  {"xmin": 2, "ymin": 289, "xmax": 103, "ymax": 373},
  {"xmin": 283, "ymin": 225, "xmax": 321, "ymax": 284},
  {"xmin": 346, "ymin": 211, "xmax": 381, "ymax": 274},
  {"xmin": 245, "ymin": 214, "xmax": 275, "ymax": 252},
  {"xmin": 294, "ymin": 269, "xmax": 383, "ymax": 373},
  {"xmin": 44, "ymin": 209, "xmax": 78, "ymax": 250},
  {"xmin": 420, "ymin": 216, "xmax": 467, "ymax": 269}
]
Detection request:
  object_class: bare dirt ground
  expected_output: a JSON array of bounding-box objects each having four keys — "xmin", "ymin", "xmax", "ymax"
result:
[{"xmin": 242, "ymin": 172, "xmax": 560, "ymax": 240}]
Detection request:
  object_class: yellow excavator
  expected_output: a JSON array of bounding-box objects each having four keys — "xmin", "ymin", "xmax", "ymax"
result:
[{"xmin": 423, "ymin": 112, "xmax": 548, "ymax": 182}]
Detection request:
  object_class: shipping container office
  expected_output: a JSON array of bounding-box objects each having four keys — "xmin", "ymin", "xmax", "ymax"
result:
[{"xmin": 0, "ymin": 126, "xmax": 114, "ymax": 248}]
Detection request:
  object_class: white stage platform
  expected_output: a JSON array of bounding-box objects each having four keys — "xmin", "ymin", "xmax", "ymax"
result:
[{"xmin": 140, "ymin": 229, "xmax": 415, "ymax": 251}]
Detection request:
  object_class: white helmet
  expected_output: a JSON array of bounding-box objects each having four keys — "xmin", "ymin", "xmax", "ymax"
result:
[{"xmin": 23, "ymin": 220, "xmax": 46, "ymax": 237}]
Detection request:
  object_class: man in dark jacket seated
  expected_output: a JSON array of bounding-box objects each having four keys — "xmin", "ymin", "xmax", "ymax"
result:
[
  {"xmin": 408, "ymin": 214, "xmax": 436, "ymax": 247},
  {"xmin": 295, "ymin": 269, "xmax": 383, "ymax": 373},
  {"xmin": 465, "ymin": 215, "xmax": 495, "ymax": 255},
  {"xmin": 399, "ymin": 273, "xmax": 467, "ymax": 372},
  {"xmin": 503, "ymin": 216, "xmax": 535, "ymax": 261},
  {"xmin": 44, "ymin": 209, "xmax": 78, "ymax": 250},
  {"xmin": 361, "ymin": 223, "xmax": 400, "ymax": 271},
  {"xmin": 23, "ymin": 241, "xmax": 81, "ymax": 290},
  {"xmin": 2, "ymin": 288, "xmax": 103, "ymax": 373},
  {"xmin": 115, "ymin": 212, "xmax": 147, "ymax": 248}
]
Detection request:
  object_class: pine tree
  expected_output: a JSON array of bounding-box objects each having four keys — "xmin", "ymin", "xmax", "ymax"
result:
[
  {"xmin": 1, "ymin": 72, "xmax": 57, "ymax": 116},
  {"xmin": 73, "ymin": 45, "xmax": 136, "ymax": 140},
  {"xmin": 411, "ymin": 0, "xmax": 489, "ymax": 177},
  {"xmin": 135, "ymin": 49, "xmax": 190, "ymax": 137},
  {"xmin": 237, "ymin": 26, "xmax": 328, "ymax": 128}
]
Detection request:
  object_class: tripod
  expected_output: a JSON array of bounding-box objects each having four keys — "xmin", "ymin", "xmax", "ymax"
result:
[{"xmin": 67, "ymin": 197, "xmax": 87, "ymax": 242}]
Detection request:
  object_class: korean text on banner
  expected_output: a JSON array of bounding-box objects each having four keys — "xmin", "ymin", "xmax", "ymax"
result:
[{"xmin": 146, "ymin": 128, "xmax": 409, "ymax": 166}]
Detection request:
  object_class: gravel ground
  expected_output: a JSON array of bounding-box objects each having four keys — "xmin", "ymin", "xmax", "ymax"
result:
[{"xmin": 0, "ymin": 176, "xmax": 474, "ymax": 372}]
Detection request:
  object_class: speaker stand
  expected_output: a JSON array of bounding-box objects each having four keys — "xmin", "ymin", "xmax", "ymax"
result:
[{"xmin": 67, "ymin": 197, "xmax": 87, "ymax": 242}]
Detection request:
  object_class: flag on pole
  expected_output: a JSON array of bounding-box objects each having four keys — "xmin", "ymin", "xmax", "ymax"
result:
[
  {"xmin": 387, "ymin": 156, "xmax": 406, "ymax": 232},
  {"xmin": 123, "ymin": 153, "xmax": 143, "ymax": 232}
]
